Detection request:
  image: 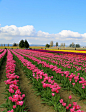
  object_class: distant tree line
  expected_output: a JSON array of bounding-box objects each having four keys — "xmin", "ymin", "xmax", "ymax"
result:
[
  {"xmin": 69, "ymin": 42, "xmax": 80, "ymax": 48},
  {"xmin": 45, "ymin": 41, "xmax": 80, "ymax": 48}
]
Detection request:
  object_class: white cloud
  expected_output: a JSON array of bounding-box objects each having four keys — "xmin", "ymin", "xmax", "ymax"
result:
[
  {"xmin": 0, "ymin": 25, "xmax": 86, "ymax": 46},
  {"xmin": 0, "ymin": 25, "xmax": 36, "ymax": 36},
  {"xmin": 59, "ymin": 30, "xmax": 81, "ymax": 37},
  {"xmin": 37, "ymin": 30, "xmax": 50, "ymax": 37}
]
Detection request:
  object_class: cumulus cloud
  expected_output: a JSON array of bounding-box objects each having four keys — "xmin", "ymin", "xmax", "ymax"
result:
[
  {"xmin": 0, "ymin": 25, "xmax": 86, "ymax": 45},
  {"xmin": 37, "ymin": 30, "xmax": 50, "ymax": 37},
  {"xmin": 59, "ymin": 30, "xmax": 81, "ymax": 38},
  {"xmin": 0, "ymin": 25, "xmax": 36, "ymax": 36}
]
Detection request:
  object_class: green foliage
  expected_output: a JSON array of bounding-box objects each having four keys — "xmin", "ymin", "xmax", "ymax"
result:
[
  {"xmin": 56, "ymin": 42, "xmax": 58, "ymax": 46},
  {"xmin": 13, "ymin": 43, "xmax": 18, "ymax": 46},
  {"xmin": 45, "ymin": 44, "xmax": 50, "ymax": 48},
  {"xmin": 24, "ymin": 40, "xmax": 29, "ymax": 48},
  {"xmin": 76, "ymin": 44, "xmax": 80, "ymax": 48},
  {"xmin": 69, "ymin": 43, "xmax": 80, "ymax": 48},
  {"xmin": 19, "ymin": 39, "xmax": 29, "ymax": 48},
  {"xmin": 19, "ymin": 40, "xmax": 25, "ymax": 48},
  {"xmin": 69, "ymin": 43, "xmax": 76, "ymax": 48}
]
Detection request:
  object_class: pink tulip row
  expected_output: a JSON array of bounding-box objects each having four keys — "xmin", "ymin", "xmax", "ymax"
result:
[
  {"xmin": 59, "ymin": 98, "xmax": 84, "ymax": 112},
  {"xmin": 11, "ymin": 50, "xmax": 85, "ymax": 112},
  {"xmin": 4, "ymin": 50, "xmax": 25, "ymax": 112},
  {"xmin": 11, "ymin": 50, "xmax": 61, "ymax": 94},
  {"xmin": 0, "ymin": 49, "xmax": 4, "ymax": 52},
  {"xmin": 12, "ymin": 49, "xmax": 86, "ymax": 90},
  {"xmin": 29, "ymin": 50, "xmax": 86, "ymax": 72},
  {"xmin": 16, "ymin": 49, "xmax": 86, "ymax": 73},
  {"xmin": 0, "ymin": 49, "xmax": 6, "ymax": 59}
]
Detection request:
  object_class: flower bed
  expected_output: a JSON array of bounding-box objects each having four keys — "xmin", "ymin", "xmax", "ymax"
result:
[
  {"xmin": 12, "ymin": 49, "xmax": 86, "ymax": 100},
  {"xmin": 11, "ymin": 49, "xmax": 85, "ymax": 112},
  {"xmin": 1, "ymin": 50, "xmax": 26, "ymax": 112}
]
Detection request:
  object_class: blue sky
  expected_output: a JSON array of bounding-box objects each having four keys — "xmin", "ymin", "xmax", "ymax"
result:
[{"xmin": 0, "ymin": 0, "xmax": 86, "ymax": 46}]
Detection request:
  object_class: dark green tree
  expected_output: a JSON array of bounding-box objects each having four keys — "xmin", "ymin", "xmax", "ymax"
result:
[
  {"xmin": 69, "ymin": 43, "xmax": 76, "ymax": 48},
  {"xmin": 76, "ymin": 44, "xmax": 80, "ymax": 48},
  {"xmin": 13, "ymin": 43, "xmax": 17, "ymax": 46},
  {"xmin": 45, "ymin": 44, "xmax": 50, "ymax": 48},
  {"xmin": 19, "ymin": 40, "xmax": 24, "ymax": 48},
  {"xmin": 56, "ymin": 42, "xmax": 58, "ymax": 47},
  {"xmin": 24, "ymin": 40, "xmax": 29, "ymax": 48}
]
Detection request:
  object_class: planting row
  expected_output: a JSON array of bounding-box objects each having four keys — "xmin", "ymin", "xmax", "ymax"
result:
[
  {"xmin": 12, "ymin": 49, "xmax": 86, "ymax": 100},
  {"xmin": 0, "ymin": 50, "xmax": 27, "ymax": 112},
  {"xmin": 15, "ymin": 49, "xmax": 86, "ymax": 74},
  {"xmin": 11, "ymin": 49, "xmax": 85, "ymax": 112}
]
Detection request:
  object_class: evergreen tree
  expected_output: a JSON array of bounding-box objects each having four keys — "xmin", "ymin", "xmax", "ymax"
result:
[
  {"xmin": 56, "ymin": 42, "xmax": 58, "ymax": 47},
  {"xmin": 24, "ymin": 40, "xmax": 29, "ymax": 48},
  {"xmin": 19, "ymin": 40, "xmax": 24, "ymax": 48}
]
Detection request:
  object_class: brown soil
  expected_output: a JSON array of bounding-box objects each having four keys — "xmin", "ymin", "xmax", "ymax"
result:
[
  {"xmin": 0, "ymin": 59, "xmax": 6, "ymax": 112},
  {"xmin": 16, "ymin": 61, "xmax": 56, "ymax": 112},
  {"xmin": 60, "ymin": 88, "xmax": 86, "ymax": 111}
]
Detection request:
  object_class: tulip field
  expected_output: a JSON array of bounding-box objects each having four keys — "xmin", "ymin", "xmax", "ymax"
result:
[{"xmin": 0, "ymin": 49, "xmax": 86, "ymax": 112}]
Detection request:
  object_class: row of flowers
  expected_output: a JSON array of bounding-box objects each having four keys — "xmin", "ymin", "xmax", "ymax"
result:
[
  {"xmin": 28, "ymin": 49, "xmax": 86, "ymax": 55},
  {"xmin": 12, "ymin": 49, "xmax": 86, "ymax": 94},
  {"xmin": 2, "ymin": 50, "xmax": 26, "ymax": 112},
  {"xmin": 39, "ymin": 49, "xmax": 86, "ymax": 54},
  {"xmin": 0, "ymin": 49, "xmax": 4, "ymax": 53},
  {"xmin": 13, "ymin": 49, "xmax": 86, "ymax": 75},
  {"xmin": 0, "ymin": 49, "xmax": 6, "ymax": 59},
  {"xmin": 18, "ymin": 49, "xmax": 86, "ymax": 87},
  {"xmin": 21, "ymin": 49, "xmax": 86, "ymax": 73},
  {"xmin": 11, "ymin": 49, "xmax": 85, "ymax": 112}
]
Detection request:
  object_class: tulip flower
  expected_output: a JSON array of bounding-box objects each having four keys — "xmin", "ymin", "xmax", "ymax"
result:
[
  {"xmin": 52, "ymin": 93, "xmax": 55, "ymax": 96},
  {"xmin": 68, "ymin": 95, "xmax": 72, "ymax": 99}
]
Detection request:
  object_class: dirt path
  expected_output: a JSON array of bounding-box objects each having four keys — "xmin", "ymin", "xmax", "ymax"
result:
[
  {"xmin": 0, "ymin": 59, "xmax": 6, "ymax": 112},
  {"xmin": 15, "ymin": 61, "xmax": 56, "ymax": 112}
]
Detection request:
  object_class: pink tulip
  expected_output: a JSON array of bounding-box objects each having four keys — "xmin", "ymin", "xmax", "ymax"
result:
[
  {"xmin": 52, "ymin": 93, "xmax": 55, "ymax": 96},
  {"xmin": 66, "ymin": 106, "xmax": 69, "ymax": 109},
  {"xmin": 82, "ymin": 86, "xmax": 85, "ymax": 89},
  {"xmin": 59, "ymin": 99, "xmax": 63, "ymax": 103},
  {"xmin": 68, "ymin": 95, "xmax": 72, "ymax": 99},
  {"xmin": 73, "ymin": 102, "xmax": 77, "ymax": 106},
  {"xmin": 75, "ymin": 105, "xmax": 81, "ymax": 110},
  {"xmin": 7, "ymin": 109, "xmax": 14, "ymax": 112},
  {"xmin": 22, "ymin": 94, "xmax": 25, "ymax": 98},
  {"xmin": 13, "ymin": 105, "xmax": 16, "ymax": 109},
  {"xmin": 16, "ymin": 101, "xmax": 24, "ymax": 106},
  {"xmin": 9, "ymin": 96, "xmax": 12, "ymax": 100},
  {"xmin": 62, "ymin": 102, "xmax": 66, "ymax": 106}
]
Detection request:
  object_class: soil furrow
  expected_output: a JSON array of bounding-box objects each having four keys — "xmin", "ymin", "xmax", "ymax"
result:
[
  {"xmin": 0, "ymin": 58, "xmax": 7, "ymax": 111},
  {"xmin": 15, "ymin": 60, "xmax": 56, "ymax": 112}
]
